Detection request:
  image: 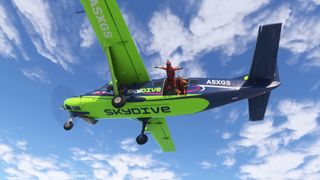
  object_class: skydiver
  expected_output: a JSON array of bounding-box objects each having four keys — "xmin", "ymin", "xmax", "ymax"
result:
[
  {"xmin": 154, "ymin": 60, "xmax": 182, "ymax": 92},
  {"xmin": 176, "ymin": 76, "xmax": 188, "ymax": 95}
]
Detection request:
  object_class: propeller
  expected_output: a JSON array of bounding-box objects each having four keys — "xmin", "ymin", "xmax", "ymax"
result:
[{"xmin": 50, "ymin": 86, "xmax": 77, "ymax": 130}]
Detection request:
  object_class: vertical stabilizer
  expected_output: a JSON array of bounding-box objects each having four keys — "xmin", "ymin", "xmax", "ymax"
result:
[
  {"xmin": 248, "ymin": 23, "xmax": 282, "ymax": 83},
  {"xmin": 247, "ymin": 23, "xmax": 282, "ymax": 121}
]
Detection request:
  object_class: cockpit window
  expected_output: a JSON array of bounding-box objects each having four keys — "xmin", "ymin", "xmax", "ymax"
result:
[{"xmin": 90, "ymin": 84, "xmax": 114, "ymax": 96}]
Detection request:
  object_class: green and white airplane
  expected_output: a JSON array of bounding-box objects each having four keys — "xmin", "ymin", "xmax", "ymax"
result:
[{"xmin": 62, "ymin": 0, "xmax": 282, "ymax": 152}]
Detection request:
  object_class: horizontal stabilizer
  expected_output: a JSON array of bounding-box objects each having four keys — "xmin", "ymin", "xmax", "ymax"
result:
[{"xmin": 249, "ymin": 92, "xmax": 270, "ymax": 121}]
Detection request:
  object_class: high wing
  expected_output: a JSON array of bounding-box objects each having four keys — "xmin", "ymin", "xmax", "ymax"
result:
[
  {"xmin": 146, "ymin": 117, "xmax": 176, "ymax": 152},
  {"xmin": 80, "ymin": 0, "xmax": 150, "ymax": 89}
]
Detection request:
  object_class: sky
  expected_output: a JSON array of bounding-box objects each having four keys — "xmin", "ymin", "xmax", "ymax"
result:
[{"xmin": 0, "ymin": 0, "xmax": 320, "ymax": 179}]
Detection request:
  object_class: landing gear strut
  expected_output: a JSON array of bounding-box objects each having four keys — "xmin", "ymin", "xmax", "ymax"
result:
[
  {"xmin": 63, "ymin": 116, "xmax": 74, "ymax": 131},
  {"xmin": 136, "ymin": 119, "xmax": 149, "ymax": 145}
]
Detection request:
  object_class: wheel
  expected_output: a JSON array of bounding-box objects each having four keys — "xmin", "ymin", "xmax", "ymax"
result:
[
  {"xmin": 63, "ymin": 121, "xmax": 73, "ymax": 131},
  {"xmin": 112, "ymin": 95, "xmax": 126, "ymax": 108},
  {"xmin": 136, "ymin": 134, "xmax": 148, "ymax": 145}
]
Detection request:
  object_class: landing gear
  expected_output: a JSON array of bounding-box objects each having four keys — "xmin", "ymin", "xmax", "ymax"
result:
[
  {"xmin": 112, "ymin": 95, "xmax": 126, "ymax": 108},
  {"xmin": 63, "ymin": 117, "xmax": 74, "ymax": 131},
  {"xmin": 136, "ymin": 134, "xmax": 148, "ymax": 145},
  {"xmin": 136, "ymin": 118, "xmax": 149, "ymax": 145}
]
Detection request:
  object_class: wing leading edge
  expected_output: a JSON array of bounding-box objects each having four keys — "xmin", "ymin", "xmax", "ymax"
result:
[
  {"xmin": 80, "ymin": 0, "xmax": 150, "ymax": 85},
  {"xmin": 146, "ymin": 118, "xmax": 176, "ymax": 152}
]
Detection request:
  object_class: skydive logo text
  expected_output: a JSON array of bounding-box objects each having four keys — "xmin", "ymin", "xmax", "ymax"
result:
[
  {"xmin": 127, "ymin": 87, "xmax": 162, "ymax": 94},
  {"xmin": 104, "ymin": 106, "xmax": 171, "ymax": 116}
]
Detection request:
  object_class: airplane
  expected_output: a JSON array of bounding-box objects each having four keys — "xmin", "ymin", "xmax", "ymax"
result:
[{"xmin": 61, "ymin": 0, "xmax": 282, "ymax": 152}]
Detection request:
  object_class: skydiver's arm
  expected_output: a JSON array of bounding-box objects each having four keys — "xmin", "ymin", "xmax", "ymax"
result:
[
  {"xmin": 173, "ymin": 67, "xmax": 183, "ymax": 70},
  {"xmin": 154, "ymin": 66, "xmax": 167, "ymax": 70}
]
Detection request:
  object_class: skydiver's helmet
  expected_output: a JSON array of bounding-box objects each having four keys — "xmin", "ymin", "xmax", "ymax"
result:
[{"xmin": 166, "ymin": 60, "xmax": 171, "ymax": 67}]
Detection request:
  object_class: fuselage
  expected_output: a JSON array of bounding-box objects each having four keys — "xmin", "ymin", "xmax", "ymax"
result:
[{"xmin": 64, "ymin": 76, "xmax": 280, "ymax": 120}]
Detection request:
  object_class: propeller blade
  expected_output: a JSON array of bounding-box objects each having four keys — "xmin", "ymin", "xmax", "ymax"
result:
[{"xmin": 51, "ymin": 86, "xmax": 76, "ymax": 128}]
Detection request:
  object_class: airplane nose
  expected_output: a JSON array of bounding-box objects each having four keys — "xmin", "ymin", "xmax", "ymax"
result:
[{"xmin": 64, "ymin": 97, "xmax": 82, "ymax": 111}]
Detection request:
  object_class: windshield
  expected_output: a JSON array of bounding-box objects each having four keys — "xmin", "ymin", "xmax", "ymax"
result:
[{"xmin": 90, "ymin": 84, "xmax": 114, "ymax": 96}]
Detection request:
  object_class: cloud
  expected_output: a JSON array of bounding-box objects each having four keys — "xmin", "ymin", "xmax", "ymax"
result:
[
  {"xmin": 143, "ymin": 0, "xmax": 272, "ymax": 77},
  {"xmin": 0, "ymin": 135, "xmax": 180, "ymax": 180},
  {"xmin": 79, "ymin": 18, "xmax": 96, "ymax": 48},
  {"xmin": 222, "ymin": 132, "xmax": 232, "ymax": 140},
  {"xmin": 199, "ymin": 160, "xmax": 215, "ymax": 170},
  {"xmin": 0, "ymin": 2, "xmax": 28, "ymax": 59},
  {"xmin": 21, "ymin": 67, "xmax": 51, "ymax": 84},
  {"xmin": 240, "ymin": 151, "xmax": 305, "ymax": 179},
  {"xmin": 70, "ymin": 148, "xmax": 180, "ymax": 180},
  {"xmin": 12, "ymin": 0, "xmax": 77, "ymax": 71},
  {"xmin": 223, "ymin": 156, "xmax": 236, "ymax": 167},
  {"xmin": 133, "ymin": 0, "xmax": 320, "ymax": 79},
  {"xmin": 120, "ymin": 137, "xmax": 139, "ymax": 152},
  {"xmin": 0, "ymin": 141, "xmax": 73, "ymax": 180},
  {"xmin": 227, "ymin": 109, "xmax": 240, "ymax": 124},
  {"xmin": 277, "ymin": 99, "xmax": 320, "ymax": 143},
  {"xmin": 219, "ymin": 99, "xmax": 320, "ymax": 179},
  {"xmin": 15, "ymin": 140, "xmax": 28, "ymax": 151}
]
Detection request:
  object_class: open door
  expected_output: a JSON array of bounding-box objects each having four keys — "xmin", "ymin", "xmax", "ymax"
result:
[{"xmin": 163, "ymin": 78, "xmax": 188, "ymax": 95}]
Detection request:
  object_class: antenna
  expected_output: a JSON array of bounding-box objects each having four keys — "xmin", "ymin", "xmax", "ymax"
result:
[{"xmin": 76, "ymin": 10, "xmax": 85, "ymax": 14}]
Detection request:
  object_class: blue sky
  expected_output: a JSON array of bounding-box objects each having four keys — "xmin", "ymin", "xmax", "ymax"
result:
[{"xmin": 1, "ymin": 0, "xmax": 320, "ymax": 179}]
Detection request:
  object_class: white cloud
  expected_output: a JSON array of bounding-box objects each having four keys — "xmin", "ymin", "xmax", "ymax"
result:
[
  {"xmin": 21, "ymin": 67, "xmax": 51, "ymax": 84},
  {"xmin": 145, "ymin": 0, "xmax": 270, "ymax": 77},
  {"xmin": 79, "ymin": 18, "xmax": 96, "ymax": 48},
  {"xmin": 219, "ymin": 99, "xmax": 320, "ymax": 179},
  {"xmin": 120, "ymin": 138, "xmax": 139, "ymax": 152},
  {"xmin": 222, "ymin": 132, "xmax": 232, "ymax": 140},
  {"xmin": 0, "ymin": 31, "xmax": 15, "ymax": 58},
  {"xmin": 0, "ymin": 142, "xmax": 74, "ymax": 180},
  {"xmin": 199, "ymin": 160, "xmax": 214, "ymax": 170},
  {"xmin": 148, "ymin": 9, "xmax": 189, "ymax": 64},
  {"xmin": 0, "ymin": 136, "xmax": 181, "ymax": 180},
  {"xmin": 278, "ymin": 99, "xmax": 320, "ymax": 143},
  {"xmin": 71, "ymin": 148, "xmax": 180, "ymax": 180},
  {"xmin": 240, "ymin": 151, "xmax": 305, "ymax": 179},
  {"xmin": 12, "ymin": 0, "xmax": 77, "ymax": 71},
  {"xmin": 227, "ymin": 109, "xmax": 240, "ymax": 124},
  {"xmin": 16, "ymin": 140, "xmax": 28, "ymax": 150},
  {"xmin": 0, "ymin": 143, "xmax": 14, "ymax": 164},
  {"xmin": 223, "ymin": 156, "xmax": 236, "ymax": 167},
  {"xmin": 0, "ymin": 2, "xmax": 25, "ymax": 59}
]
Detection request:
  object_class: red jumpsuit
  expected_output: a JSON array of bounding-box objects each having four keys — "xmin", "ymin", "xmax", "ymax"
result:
[{"xmin": 155, "ymin": 60, "xmax": 182, "ymax": 91}]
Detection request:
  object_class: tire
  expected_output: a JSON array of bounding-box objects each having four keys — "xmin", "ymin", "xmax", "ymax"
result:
[
  {"xmin": 136, "ymin": 134, "xmax": 148, "ymax": 145},
  {"xmin": 112, "ymin": 95, "xmax": 126, "ymax": 108},
  {"xmin": 63, "ymin": 121, "xmax": 73, "ymax": 131}
]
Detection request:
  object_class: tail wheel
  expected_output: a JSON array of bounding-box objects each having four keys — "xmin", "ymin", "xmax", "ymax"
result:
[{"xmin": 112, "ymin": 95, "xmax": 126, "ymax": 108}]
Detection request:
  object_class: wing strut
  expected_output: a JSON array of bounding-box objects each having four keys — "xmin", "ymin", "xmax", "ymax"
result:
[{"xmin": 105, "ymin": 47, "xmax": 119, "ymax": 95}]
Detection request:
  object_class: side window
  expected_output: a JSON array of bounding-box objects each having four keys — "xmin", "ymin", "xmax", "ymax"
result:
[
  {"xmin": 152, "ymin": 81, "xmax": 163, "ymax": 87},
  {"xmin": 189, "ymin": 80, "xmax": 198, "ymax": 85}
]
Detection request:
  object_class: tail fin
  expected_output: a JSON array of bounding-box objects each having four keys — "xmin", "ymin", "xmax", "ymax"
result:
[
  {"xmin": 248, "ymin": 23, "xmax": 282, "ymax": 83},
  {"xmin": 247, "ymin": 23, "xmax": 282, "ymax": 121}
]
